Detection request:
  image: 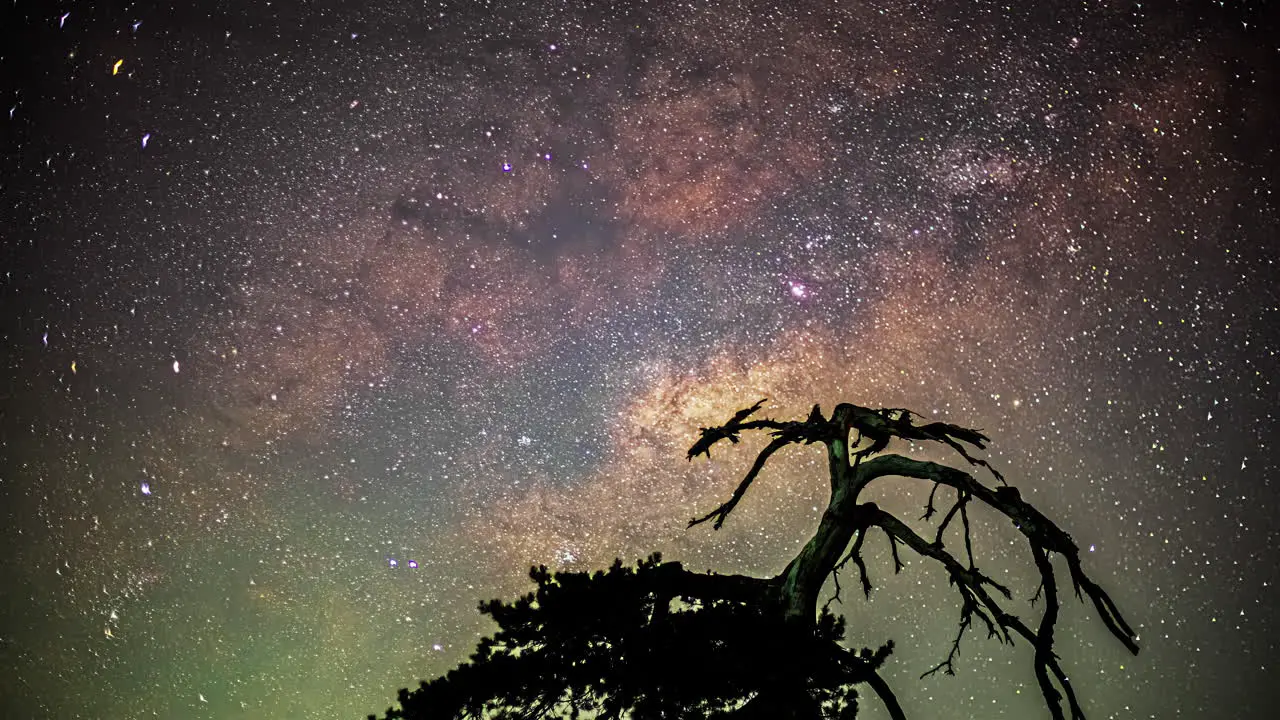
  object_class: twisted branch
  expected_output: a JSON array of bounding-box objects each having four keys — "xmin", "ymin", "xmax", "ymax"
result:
[{"xmin": 688, "ymin": 436, "xmax": 792, "ymax": 530}]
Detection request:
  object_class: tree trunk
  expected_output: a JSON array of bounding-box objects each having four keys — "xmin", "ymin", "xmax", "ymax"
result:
[{"xmin": 778, "ymin": 404, "xmax": 862, "ymax": 628}]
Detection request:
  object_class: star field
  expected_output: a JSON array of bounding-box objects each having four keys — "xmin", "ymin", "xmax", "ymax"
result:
[{"xmin": 1, "ymin": 1, "xmax": 1277, "ymax": 718}]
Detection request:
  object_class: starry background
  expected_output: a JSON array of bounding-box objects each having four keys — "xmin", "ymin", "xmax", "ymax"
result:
[{"xmin": 1, "ymin": 0, "xmax": 1277, "ymax": 718}]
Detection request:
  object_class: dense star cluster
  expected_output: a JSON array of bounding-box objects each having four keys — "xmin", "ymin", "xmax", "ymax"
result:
[{"xmin": 1, "ymin": 1, "xmax": 1276, "ymax": 718}]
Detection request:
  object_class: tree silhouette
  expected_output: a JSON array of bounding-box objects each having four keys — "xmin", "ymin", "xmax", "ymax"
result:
[{"xmin": 372, "ymin": 401, "xmax": 1139, "ymax": 719}]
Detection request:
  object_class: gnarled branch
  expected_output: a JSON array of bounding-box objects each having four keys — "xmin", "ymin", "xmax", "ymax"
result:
[{"xmin": 689, "ymin": 436, "xmax": 792, "ymax": 530}]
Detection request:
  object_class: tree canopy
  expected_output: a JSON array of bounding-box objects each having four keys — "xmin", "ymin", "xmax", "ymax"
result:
[{"xmin": 371, "ymin": 400, "xmax": 1139, "ymax": 719}]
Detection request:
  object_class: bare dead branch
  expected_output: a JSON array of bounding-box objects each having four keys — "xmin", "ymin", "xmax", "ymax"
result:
[
  {"xmin": 833, "ymin": 404, "xmax": 1005, "ymax": 483},
  {"xmin": 867, "ymin": 503, "xmax": 1096, "ymax": 719},
  {"xmin": 849, "ymin": 528, "xmax": 873, "ymax": 599},
  {"xmin": 1031, "ymin": 545, "xmax": 1066, "ymax": 720},
  {"xmin": 689, "ymin": 403, "xmax": 839, "ymax": 530},
  {"xmin": 1067, "ymin": 562, "xmax": 1140, "ymax": 655},
  {"xmin": 885, "ymin": 531, "xmax": 904, "ymax": 574},
  {"xmin": 689, "ymin": 436, "xmax": 792, "ymax": 530},
  {"xmin": 853, "ymin": 455, "xmax": 1140, "ymax": 657},
  {"xmin": 822, "ymin": 563, "xmax": 844, "ymax": 615},
  {"xmin": 960, "ymin": 499, "xmax": 975, "ymax": 571},
  {"xmin": 868, "ymin": 507, "xmax": 1013, "ymax": 624},
  {"xmin": 934, "ymin": 491, "xmax": 965, "ymax": 547},
  {"xmin": 922, "ymin": 607, "xmax": 971, "ymax": 679},
  {"xmin": 687, "ymin": 399, "xmax": 787, "ymax": 460},
  {"xmin": 825, "ymin": 527, "xmax": 872, "ymax": 613},
  {"xmin": 921, "ymin": 481, "xmax": 942, "ymax": 521}
]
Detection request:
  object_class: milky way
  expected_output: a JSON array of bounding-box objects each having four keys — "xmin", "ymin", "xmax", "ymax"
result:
[{"xmin": 1, "ymin": 1, "xmax": 1277, "ymax": 718}]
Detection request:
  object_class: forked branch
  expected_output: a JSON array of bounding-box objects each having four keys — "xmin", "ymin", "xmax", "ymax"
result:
[{"xmin": 689, "ymin": 436, "xmax": 792, "ymax": 529}]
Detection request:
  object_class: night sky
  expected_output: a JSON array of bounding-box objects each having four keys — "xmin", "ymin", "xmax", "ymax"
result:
[{"xmin": 1, "ymin": 1, "xmax": 1277, "ymax": 718}]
